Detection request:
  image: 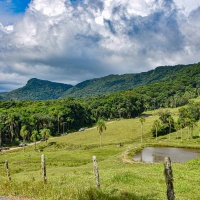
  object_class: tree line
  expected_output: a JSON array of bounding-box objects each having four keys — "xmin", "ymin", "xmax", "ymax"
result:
[
  {"xmin": 151, "ymin": 101, "xmax": 200, "ymax": 140},
  {"xmin": 0, "ymin": 63, "xmax": 199, "ymax": 147},
  {"xmin": 0, "ymin": 94, "xmax": 145, "ymax": 147}
]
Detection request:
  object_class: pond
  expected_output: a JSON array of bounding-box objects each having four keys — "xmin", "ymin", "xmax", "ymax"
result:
[{"xmin": 133, "ymin": 147, "xmax": 200, "ymax": 163}]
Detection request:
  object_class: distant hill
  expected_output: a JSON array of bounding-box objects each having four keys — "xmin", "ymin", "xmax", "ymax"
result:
[
  {"xmin": 60, "ymin": 63, "xmax": 200, "ymax": 98},
  {"xmin": 0, "ymin": 63, "xmax": 199, "ymax": 101},
  {"xmin": 0, "ymin": 78, "xmax": 73, "ymax": 101}
]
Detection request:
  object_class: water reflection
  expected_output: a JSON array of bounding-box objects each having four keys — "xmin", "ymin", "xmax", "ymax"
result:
[{"xmin": 133, "ymin": 147, "xmax": 200, "ymax": 163}]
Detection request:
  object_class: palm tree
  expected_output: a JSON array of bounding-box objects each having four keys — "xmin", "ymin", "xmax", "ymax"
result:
[
  {"xmin": 20, "ymin": 125, "xmax": 28, "ymax": 152},
  {"xmin": 177, "ymin": 118, "xmax": 185, "ymax": 141},
  {"xmin": 185, "ymin": 118, "xmax": 192, "ymax": 139},
  {"xmin": 139, "ymin": 116, "xmax": 146, "ymax": 143},
  {"xmin": 174, "ymin": 122, "xmax": 180, "ymax": 139},
  {"xmin": 31, "ymin": 130, "xmax": 39, "ymax": 151},
  {"xmin": 6, "ymin": 113, "xmax": 16, "ymax": 143},
  {"xmin": 0, "ymin": 114, "xmax": 5, "ymax": 148},
  {"xmin": 97, "ymin": 119, "xmax": 106, "ymax": 147},
  {"xmin": 188, "ymin": 121, "xmax": 196, "ymax": 139},
  {"xmin": 40, "ymin": 128, "xmax": 51, "ymax": 145},
  {"xmin": 153, "ymin": 120, "xmax": 161, "ymax": 141},
  {"xmin": 167, "ymin": 116, "xmax": 174, "ymax": 139}
]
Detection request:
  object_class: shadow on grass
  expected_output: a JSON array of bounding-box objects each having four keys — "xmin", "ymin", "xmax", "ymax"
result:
[
  {"xmin": 192, "ymin": 136, "xmax": 200, "ymax": 139},
  {"xmin": 78, "ymin": 187, "xmax": 155, "ymax": 200}
]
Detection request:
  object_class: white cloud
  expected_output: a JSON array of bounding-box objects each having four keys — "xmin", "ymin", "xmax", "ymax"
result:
[
  {"xmin": 174, "ymin": 0, "xmax": 200, "ymax": 16},
  {"xmin": 30, "ymin": 0, "xmax": 67, "ymax": 16},
  {"xmin": 0, "ymin": 0, "xmax": 200, "ymax": 92}
]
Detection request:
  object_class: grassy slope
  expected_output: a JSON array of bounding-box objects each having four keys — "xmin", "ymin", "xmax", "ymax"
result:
[{"xmin": 0, "ymin": 98, "xmax": 200, "ymax": 200}]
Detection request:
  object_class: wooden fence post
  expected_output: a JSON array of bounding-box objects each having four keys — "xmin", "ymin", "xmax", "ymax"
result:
[
  {"xmin": 5, "ymin": 160, "xmax": 11, "ymax": 181},
  {"xmin": 93, "ymin": 156, "xmax": 100, "ymax": 189},
  {"xmin": 164, "ymin": 157, "xmax": 175, "ymax": 200},
  {"xmin": 41, "ymin": 154, "xmax": 47, "ymax": 183}
]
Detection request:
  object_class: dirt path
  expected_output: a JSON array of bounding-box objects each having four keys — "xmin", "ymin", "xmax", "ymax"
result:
[
  {"xmin": 122, "ymin": 146, "xmax": 134, "ymax": 164},
  {"xmin": 1, "ymin": 141, "xmax": 41, "ymax": 152}
]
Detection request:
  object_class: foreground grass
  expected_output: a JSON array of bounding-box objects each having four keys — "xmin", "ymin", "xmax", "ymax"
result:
[{"xmin": 0, "ymin": 105, "xmax": 200, "ymax": 199}]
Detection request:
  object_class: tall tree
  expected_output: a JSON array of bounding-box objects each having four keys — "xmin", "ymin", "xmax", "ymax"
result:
[
  {"xmin": 0, "ymin": 113, "xmax": 6, "ymax": 148},
  {"xmin": 177, "ymin": 118, "xmax": 185, "ymax": 141},
  {"xmin": 40, "ymin": 128, "xmax": 51, "ymax": 145},
  {"xmin": 20, "ymin": 125, "xmax": 28, "ymax": 152},
  {"xmin": 31, "ymin": 130, "xmax": 39, "ymax": 151},
  {"xmin": 188, "ymin": 120, "xmax": 196, "ymax": 138},
  {"xmin": 96, "ymin": 119, "xmax": 107, "ymax": 147},
  {"xmin": 167, "ymin": 116, "xmax": 174, "ymax": 139},
  {"xmin": 174, "ymin": 122, "xmax": 180, "ymax": 139},
  {"xmin": 139, "ymin": 116, "xmax": 146, "ymax": 143},
  {"xmin": 185, "ymin": 118, "xmax": 192, "ymax": 139},
  {"xmin": 153, "ymin": 120, "xmax": 161, "ymax": 141},
  {"xmin": 6, "ymin": 113, "xmax": 16, "ymax": 143}
]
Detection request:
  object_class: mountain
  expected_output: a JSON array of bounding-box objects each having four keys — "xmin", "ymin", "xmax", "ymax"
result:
[
  {"xmin": 0, "ymin": 63, "xmax": 199, "ymax": 101},
  {"xmin": 0, "ymin": 78, "xmax": 73, "ymax": 101},
  {"xmin": 60, "ymin": 63, "xmax": 200, "ymax": 98}
]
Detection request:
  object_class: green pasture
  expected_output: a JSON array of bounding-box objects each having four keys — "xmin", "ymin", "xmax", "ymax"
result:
[{"xmin": 0, "ymin": 103, "xmax": 200, "ymax": 200}]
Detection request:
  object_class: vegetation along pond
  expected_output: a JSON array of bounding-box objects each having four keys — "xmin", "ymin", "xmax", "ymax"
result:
[{"xmin": 133, "ymin": 147, "xmax": 200, "ymax": 163}]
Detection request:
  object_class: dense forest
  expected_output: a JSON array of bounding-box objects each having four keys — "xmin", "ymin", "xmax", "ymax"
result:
[
  {"xmin": 61, "ymin": 63, "xmax": 200, "ymax": 98},
  {"xmin": 0, "ymin": 63, "xmax": 199, "ymax": 147},
  {"xmin": 1, "ymin": 63, "xmax": 199, "ymax": 100},
  {"xmin": 0, "ymin": 78, "xmax": 73, "ymax": 101}
]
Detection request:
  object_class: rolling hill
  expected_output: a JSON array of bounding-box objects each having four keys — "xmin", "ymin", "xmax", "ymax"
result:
[
  {"xmin": 0, "ymin": 78, "xmax": 73, "ymax": 101},
  {"xmin": 0, "ymin": 62, "xmax": 199, "ymax": 100},
  {"xmin": 61, "ymin": 65, "xmax": 192, "ymax": 98},
  {"xmin": 61, "ymin": 63, "xmax": 200, "ymax": 98}
]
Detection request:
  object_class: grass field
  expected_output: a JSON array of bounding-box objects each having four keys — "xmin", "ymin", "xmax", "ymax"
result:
[{"xmin": 0, "ymin": 99, "xmax": 200, "ymax": 200}]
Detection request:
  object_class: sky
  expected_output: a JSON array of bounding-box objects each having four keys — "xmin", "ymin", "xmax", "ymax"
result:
[{"xmin": 0, "ymin": 0, "xmax": 200, "ymax": 92}]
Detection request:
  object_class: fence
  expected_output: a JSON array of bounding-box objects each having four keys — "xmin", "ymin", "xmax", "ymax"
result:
[{"xmin": 0, "ymin": 155, "xmax": 199, "ymax": 199}]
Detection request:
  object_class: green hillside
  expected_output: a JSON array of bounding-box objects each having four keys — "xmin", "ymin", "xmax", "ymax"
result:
[
  {"xmin": 0, "ymin": 62, "xmax": 199, "ymax": 101},
  {"xmin": 0, "ymin": 78, "xmax": 73, "ymax": 101},
  {"xmin": 61, "ymin": 63, "xmax": 200, "ymax": 98}
]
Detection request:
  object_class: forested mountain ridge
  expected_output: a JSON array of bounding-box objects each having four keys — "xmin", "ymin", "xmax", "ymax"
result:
[
  {"xmin": 0, "ymin": 78, "xmax": 73, "ymax": 101},
  {"xmin": 60, "ymin": 63, "xmax": 200, "ymax": 98},
  {"xmin": 0, "ymin": 62, "xmax": 200, "ymax": 100}
]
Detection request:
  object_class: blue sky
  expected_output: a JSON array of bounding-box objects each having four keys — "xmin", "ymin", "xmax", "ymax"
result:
[
  {"xmin": 0, "ymin": 0, "xmax": 200, "ymax": 92},
  {"xmin": 0, "ymin": 0, "xmax": 31, "ymax": 25},
  {"xmin": 7, "ymin": 0, "xmax": 31, "ymax": 13}
]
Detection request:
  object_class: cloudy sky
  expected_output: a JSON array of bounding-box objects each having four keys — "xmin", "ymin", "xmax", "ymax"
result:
[{"xmin": 0, "ymin": 0, "xmax": 200, "ymax": 92}]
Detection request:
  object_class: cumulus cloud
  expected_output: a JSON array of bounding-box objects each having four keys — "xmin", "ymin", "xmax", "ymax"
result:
[{"xmin": 0, "ymin": 0, "xmax": 200, "ymax": 92}]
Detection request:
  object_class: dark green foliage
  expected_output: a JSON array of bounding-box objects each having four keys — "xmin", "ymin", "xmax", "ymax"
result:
[
  {"xmin": 151, "ymin": 111, "xmax": 176, "ymax": 137},
  {"xmin": 0, "ymin": 98, "xmax": 91, "ymax": 145},
  {"xmin": 0, "ymin": 63, "xmax": 199, "ymax": 101},
  {"xmin": 0, "ymin": 92, "xmax": 145, "ymax": 146},
  {"xmin": 151, "ymin": 122, "xmax": 168, "ymax": 137},
  {"xmin": 0, "ymin": 100, "xmax": 16, "ymax": 109},
  {"xmin": 61, "ymin": 63, "xmax": 200, "ymax": 98},
  {"xmin": 0, "ymin": 78, "xmax": 73, "ymax": 101}
]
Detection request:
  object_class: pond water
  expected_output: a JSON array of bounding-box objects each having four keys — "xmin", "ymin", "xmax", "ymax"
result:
[{"xmin": 133, "ymin": 147, "xmax": 200, "ymax": 163}]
